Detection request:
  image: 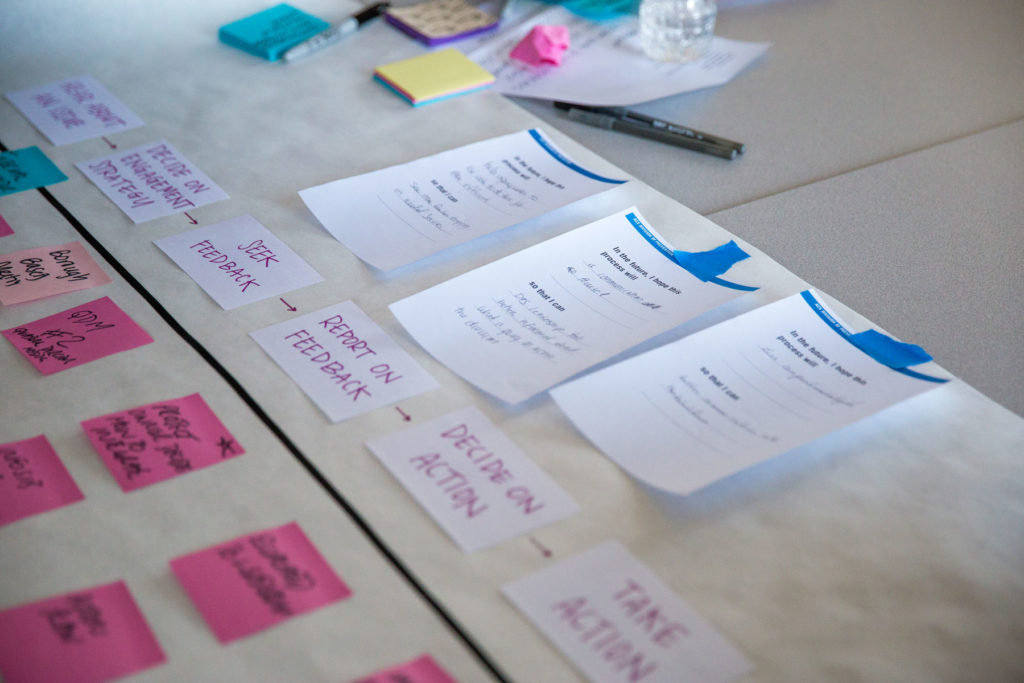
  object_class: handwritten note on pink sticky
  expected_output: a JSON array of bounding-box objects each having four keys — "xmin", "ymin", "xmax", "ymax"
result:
[
  {"xmin": 81, "ymin": 393, "xmax": 244, "ymax": 492},
  {"xmin": 170, "ymin": 522, "xmax": 352, "ymax": 643},
  {"xmin": 0, "ymin": 580, "xmax": 166, "ymax": 683},
  {"xmin": 0, "ymin": 434, "xmax": 84, "ymax": 527},
  {"xmin": 0, "ymin": 213, "xmax": 12, "ymax": 237},
  {"xmin": 0, "ymin": 241, "xmax": 111, "ymax": 305},
  {"xmin": 2, "ymin": 296, "xmax": 153, "ymax": 375},
  {"xmin": 353, "ymin": 654, "xmax": 458, "ymax": 683},
  {"xmin": 510, "ymin": 25, "xmax": 570, "ymax": 66}
]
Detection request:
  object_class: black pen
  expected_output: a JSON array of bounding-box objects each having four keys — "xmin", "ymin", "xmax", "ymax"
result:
[
  {"xmin": 283, "ymin": 2, "xmax": 390, "ymax": 62},
  {"xmin": 610, "ymin": 108, "xmax": 745, "ymax": 155},
  {"xmin": 564, "ymin": 108, "xmax": 739, "ymax": 160},
  {"xmin": 554, "ymin": 101, "xmax": 744, "ymax": 157}
]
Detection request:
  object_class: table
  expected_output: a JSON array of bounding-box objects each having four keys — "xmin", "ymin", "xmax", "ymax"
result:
[{"xmin": 2, "ymin": 1, "xmax": 1022, "ymax": 681}]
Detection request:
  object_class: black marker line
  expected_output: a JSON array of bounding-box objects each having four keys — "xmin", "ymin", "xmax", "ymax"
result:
[{"xmin": 0, "ymin": 140, "xmax": 510, "ymax": 683}]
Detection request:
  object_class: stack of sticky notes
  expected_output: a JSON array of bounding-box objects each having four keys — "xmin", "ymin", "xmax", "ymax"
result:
[
  {"xmin": 385, "ymin": 0, "xmax": 500, "ymax": 46},
  {"xmin": 374, "ymin": 48, "xmax": 495, "ymax": 106},
  {"xmin": 218, "ymin": 3, "xmax": 328, "ymax": 61}
]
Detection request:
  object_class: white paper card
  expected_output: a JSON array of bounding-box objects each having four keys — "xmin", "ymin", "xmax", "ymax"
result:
[
  {"xmin": 503, "ymin": 540, "xmax": 752, "ymax": 683},
  {"xmin": 76, "ymin": 140, "xmax": 228, "ymax": 223},
  {"xmin": 5, "ymin": 74, "xmax": 144, "ymax": 146},
  {"xmin": 366, "ymin": 406, "xmax": 579, "ymax": 552},
  {"xmin": 467, "ymin": 5, "xmax": 770, "ymax": 106},
  {"xmin": 250, "ymin": 301, "xmax": 438, "ymax": 422},
  {"xmin": 551, "ymin": 291, "xmax": 948, "ymax": 495},
  {"xmin": 154, "ymin": 215, "xmax": 323, "ymax": 309},
  {"xmin": 390, "ymin": 207, "xmax": 754, "ymax": 404},
  {"xmin": 298, "ymin": 128, "xmax": 626, "ymax": 271}
]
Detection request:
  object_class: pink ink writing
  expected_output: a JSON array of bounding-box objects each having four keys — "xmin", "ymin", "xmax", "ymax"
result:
[
  {"xmin": 190, "ymin": 240, "xmax": 261, "ymax": 292},
  {"xmin": 409, "ymin": 452, "xmax": 489, "ymax": 519}
]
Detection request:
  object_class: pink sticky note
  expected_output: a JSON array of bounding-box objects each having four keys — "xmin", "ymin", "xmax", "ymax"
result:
[
  {"xmin": 2, "ymin": 296, "xmax": 153, "ymax": 375},
  {"xmin": 0, "ymin": 580, "xmax": 166, "ymax": 683},
  {"xmin": 0, "ymin": 212, "xmax": 13, "ymax": 237},
  {"xmin": 0, "ymin": 241, "xmax": 112, "ymax": 305},
  {"xmin": 352, "ymin": 654, "xmax": 459, "ymax": 683},
  {"xmin": 170, "ymin": 522, "xmax": 352, "ymax": 643},
  {"xmin": 81, "ymin": 393, "xmax": 245, "ymax": 492},
  {"xmin": 509, "ymin": 25, "xmax": 570, "ymax": 66},
  {"xmin": 0, "ymin": 435, "xmax": 84, "ymax": 527}
]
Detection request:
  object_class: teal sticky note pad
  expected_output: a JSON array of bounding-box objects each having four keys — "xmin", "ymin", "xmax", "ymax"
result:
[
  {"xmin": 218, "ymin": 4, "xmax": 329, "ymax": 61},
  {"xmin": 0, "ymin": 147, "xmax": 68, "ymax": 197}
]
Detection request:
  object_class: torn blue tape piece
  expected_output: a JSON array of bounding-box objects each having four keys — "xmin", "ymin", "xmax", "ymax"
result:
[
  {"xmin": 799, "ymin": 290, "xmax": 947, "ymax": 383},
  {"xmin": 848, "ymin": 329, "xmax": 932, "ymax": 369},
  {"xmin": 626, "ymin": 212, "xmax": 758, "ymax": 291},
  {"xmin": 673, "ymin": 240, "xmax": 750, "ymax": 281}
]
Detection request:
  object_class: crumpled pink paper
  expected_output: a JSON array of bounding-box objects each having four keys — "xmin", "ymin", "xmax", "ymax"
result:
[{"xmin": 510, "ymin": 25, "xmax": 570, "ymax": 66}]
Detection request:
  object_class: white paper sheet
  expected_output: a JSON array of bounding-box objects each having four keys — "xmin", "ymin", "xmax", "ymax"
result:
[
  {"xmin": 390, "ymin": 207, "xmax": 755, "ymax": 404},
  {"xmin": 298, "ymin": 129, "xmax": 625, "ymax": 271},
  {"xmin": 250, "ymin": 301, "xmax": 438, "ymax": 422},
  {"xmin": 154, "ymin": 215, "xmax": 323, "ymax": 310},
  {"xmin": 551, "ymin": 291, "xmax": 950, "ymax": 495},
  {"xmin": 366, "ymin": 406, "xmax": 579, "ymax": 552},
  {"xmin": 466, "ymin": 5, "xmax": 771, "ymax": 106},
  {"xmin": 5, "ymin": 74, "xmax": 144, "ymax": 146},
  {"xmin": 76, "ymin": 140, "xmax": 228, "ymax": 223},
  {"xmin": 503, "ymin": 540, "xmax": 752, "ymax": 683}
]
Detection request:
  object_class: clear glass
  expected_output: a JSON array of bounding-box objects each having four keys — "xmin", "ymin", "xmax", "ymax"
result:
[{"xmin": 639, "ymin": 0, "xmax": 717, "ymax": 63}]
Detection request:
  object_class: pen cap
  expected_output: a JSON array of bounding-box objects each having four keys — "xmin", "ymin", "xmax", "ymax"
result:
[{"xmin": 354, "ymin": 1, "xmax": 391, "ymax": 25}]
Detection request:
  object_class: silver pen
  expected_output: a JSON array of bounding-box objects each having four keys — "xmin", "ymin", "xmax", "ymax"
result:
[{"xmin": 283, "ymin": 2, "xmax": 390, "ymax": 62}]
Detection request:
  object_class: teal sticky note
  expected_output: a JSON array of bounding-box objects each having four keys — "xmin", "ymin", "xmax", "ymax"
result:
[
  {"xmin": 0, "ymin": 146, "xmax": 68, "ymax": 197},
  {"xmin": 218, "ymin": 4, "xmax": 329, "ymax": 61}
]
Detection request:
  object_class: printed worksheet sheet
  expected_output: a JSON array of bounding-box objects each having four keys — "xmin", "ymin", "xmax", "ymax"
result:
[
  {"xmin": 390, "ymin": 208, "xmax": 756, "ymax": 404},
  {"xmin": 298, "ymin": 129, "xmax": 626, "ymax": 271},
  {"xmin": 466, "ymin": 3, "xmax": 770, "ymax": 106},
  {"xmin": 551, "ymin": 290, "xmax": 949, "ymax": 495}
]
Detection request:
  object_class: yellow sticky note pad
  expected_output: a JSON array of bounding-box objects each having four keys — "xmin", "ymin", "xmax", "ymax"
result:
[{"xmin": 374, "ymin": 48, "xmax": 495, "ymax": 106}]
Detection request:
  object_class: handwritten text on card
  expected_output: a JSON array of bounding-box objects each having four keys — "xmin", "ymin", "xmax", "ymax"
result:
[
  {"xmin": 4, "ymin": 74, "xmax": 144, "ymax": 145},
  {"xmin": 250, "ymin": 301, "xmax": 438, "ymax": 422},
  {"xmin": 170, "ymin": 522, "xmax": 351, "ymax": 643},
  {"xmin": 0, "ymin": 241, "xmax": 111, "ymax": 305},
  {"xmin": 81, "ymin": 393, "xmax": 244, "ymax": 492},
  {"xmin": 154, "ymin": 215, "xmax": 323, "ymax": 309},
  {"xmin": 77, "ymin": 140, "xmax": 227, "ymax": 223},
  {"xmin": 0, "ymin": 581, "xmax": 166, "ymax": 682},
  {"xmin": 367, "ymin": 406, "xmax": 578, "ymax": 552},
  {"xmin": 503, "ymin": 541, "xmax": 752, "ymax": 683},
  {"xmin": 2, "ymin": 296, "xmax": 153, "ymax": 375},
  {"xmin": 0, "ymin": 435, "xmax": 84, "ymax": 527}
]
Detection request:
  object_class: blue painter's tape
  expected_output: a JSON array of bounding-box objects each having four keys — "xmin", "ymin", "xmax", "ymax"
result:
[
  {"xmin": 848, "ymin": 329, "xmax": 933, "ymax": 369},
  {"xmin": 626, "ymin": 212, "xmax": 758, "ymax": 291},
  {"xmin": 673, "ymin": 240, "xmax": 750, "ymax": 281},
  {"xmin": 527, "ymin": 130, "xmax": 626, "ymax": 184},
  {"xmin": 799, "ymin": 290, "xmax": 947, "ymax": 382}
]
